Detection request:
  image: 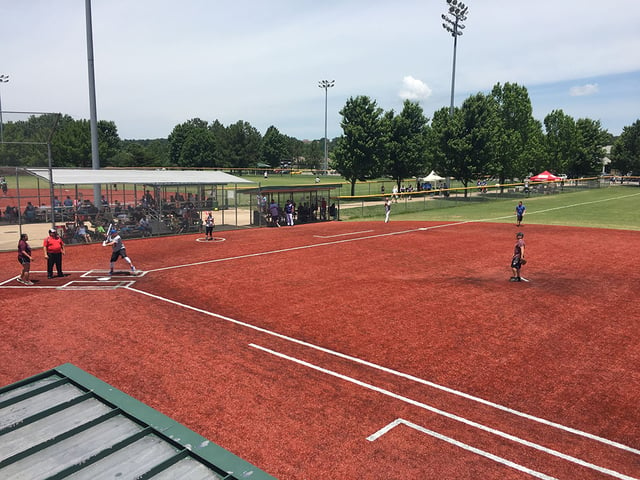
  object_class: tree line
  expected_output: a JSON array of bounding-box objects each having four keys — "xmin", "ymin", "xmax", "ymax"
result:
[
  {"xmin": 0, "ymin": 82, "xmax": 638, "ymax": 189},
  {"xmin": 334, "ymin": 82, "xmax": 638, "ymax": 195},
  {"xmin": 0, "ymin": 115, "xmax": 332, "ymax": 171}
]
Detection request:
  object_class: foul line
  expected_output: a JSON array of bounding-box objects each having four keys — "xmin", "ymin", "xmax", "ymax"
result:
[
  {"xmin": 125, "ymin": 284, "xmax": 639, "ymax": 458},
  {"xmin": 313, "ymin": 229, "xmax": 374, "ymax": 238},
  {"xmin": 367, "ymin": 418, "xmax": 556, "ymax": 480},
  {"xmin": 144, "ymin": 191, "xmax": 640, "ymax": 274},
  {"xmin": 251, "ymin": 344, "xmax": 638, "ymax": 480},
  {"xmin": 143, "ymin": 228, "xmax": 417, "ymax": 273}
]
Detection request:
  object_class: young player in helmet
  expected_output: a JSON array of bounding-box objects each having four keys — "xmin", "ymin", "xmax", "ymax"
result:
[{"xmin": 102, "ymin": 227, "xmax": 137, "ymax": 275}]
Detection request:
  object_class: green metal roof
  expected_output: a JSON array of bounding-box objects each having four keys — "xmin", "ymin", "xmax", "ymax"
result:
[{"xmin": 0, "ymin": 363, "xmax": 276, "ymax": 480}]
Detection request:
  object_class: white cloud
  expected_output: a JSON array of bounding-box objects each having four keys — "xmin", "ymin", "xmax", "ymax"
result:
[
  {"xmin": 569, "ymin": 84, "xmax": 600, "ymax": 97},
  {"xmin": 399, "ymin": 76, "xmax": 432, "ymax": 101}
]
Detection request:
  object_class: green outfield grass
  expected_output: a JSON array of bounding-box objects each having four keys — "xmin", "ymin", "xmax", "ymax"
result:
[{"xmin": 344, "ymin": 185, "xmax": 640, "ymax": 231}]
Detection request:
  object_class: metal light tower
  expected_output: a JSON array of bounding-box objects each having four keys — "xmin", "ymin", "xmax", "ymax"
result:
[
  {"xmin": 0, "ymin": 74, "xmax": 9, "ymax": 143},
  {"xmin": 442, "ymin": 0, "xmax": 468, "ymax": 116},
  {"xmin": 318, "ymin": 79, "xmax": 335, "ymax": 173}
]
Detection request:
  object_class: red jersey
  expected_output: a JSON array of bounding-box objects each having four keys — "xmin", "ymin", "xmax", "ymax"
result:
[{"xmin": 44, "ymin": 235, "xmax": 65, "ymax": 254}]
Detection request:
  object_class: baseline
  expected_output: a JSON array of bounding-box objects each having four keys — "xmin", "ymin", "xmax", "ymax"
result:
[
  {"xmin": 144, "ymin": 192, "xmax": 640, "ymax": 275},
  {"xmin": 251, "ymin": 343, "xmax": 638, "ymax": 480},
  {"xmin": 313, "ymin": 230, "xmax": 375, "ymax": 239},
  {"xmin": 124, "ymin": 284, "xmax": 639, "ymax": 458}
]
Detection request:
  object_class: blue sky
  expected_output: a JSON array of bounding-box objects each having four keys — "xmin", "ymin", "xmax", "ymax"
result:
[{"xmin": 2, "ymin": 1, "xmax": 639, "ymax": 140}]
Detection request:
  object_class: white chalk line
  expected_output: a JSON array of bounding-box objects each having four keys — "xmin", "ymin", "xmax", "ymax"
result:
[
  {"xmin": 313, "ymin": 229, "xmax": 374, "ymax": 238},
  {"xmin": 251, "ymin": 343, "xmax": 638, "ymax": 480},
  {"xmin": 125, "ymin": 284, "xmax": 638, "ymax": 459},
  {"xmin": 367, "ymin": 418, "xmax": 557, "ymax": 480},
  {"xmin": 145, "ymin": 190, "xmax": 639, "ymax": 274}
]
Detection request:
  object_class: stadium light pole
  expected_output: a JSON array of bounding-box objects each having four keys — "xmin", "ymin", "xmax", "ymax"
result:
[
  {"xmin": 441, "ymin": 0, "xmax": 468, "ymax": 116},
  {"xmin": 318, "ymin": 79, "xmax": 335, "ymax": 173},
  {"xmin": 0, "ymin": 74, "xmax": 9, "ymax": 143}
]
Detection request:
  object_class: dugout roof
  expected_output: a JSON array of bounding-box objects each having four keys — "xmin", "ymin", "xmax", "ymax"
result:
[
  {"xmin": 26, "ymin": 168, "xmax": 254, "ymax": 186},
  {"xmin": 244, "ymin": 184, "xmax": 343, "ymax": 195},
  {"xmin": 0, "ymin": 363, "xmax": 275, "ymax": 479}
]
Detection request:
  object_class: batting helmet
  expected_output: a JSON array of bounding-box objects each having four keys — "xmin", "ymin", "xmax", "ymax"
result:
[{"xmin": 516, "ymin": 232, "xmax": 524, "ymax": 238}]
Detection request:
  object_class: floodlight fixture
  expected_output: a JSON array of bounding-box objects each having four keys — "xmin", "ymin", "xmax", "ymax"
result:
[
  {"xmin": 318, "ymin": 80, "xmax": 335, "ymax": 173},
  {"xmin": 0, "ymin": 74, "xmax": 9, "ymax": 143},
  {"xmin": 441, "ymin": 0, "xmax": 469, "ymax": 116}
]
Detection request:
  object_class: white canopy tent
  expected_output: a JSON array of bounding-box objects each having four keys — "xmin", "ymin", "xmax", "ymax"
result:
[{"xmin": 421, "ymin": 171, "xmax": 445, "ymax": 182}]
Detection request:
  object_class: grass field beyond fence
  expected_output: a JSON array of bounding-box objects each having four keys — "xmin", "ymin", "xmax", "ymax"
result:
[{"xmin": 343, "ymin": 185, "xmax": 640, "ymax": 231}]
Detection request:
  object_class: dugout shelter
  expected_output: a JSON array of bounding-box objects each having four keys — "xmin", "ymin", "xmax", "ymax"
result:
[
  {"xmin": 3, "ymin": 168, "xmax": 255, "ymax": 246},
  {"xmin": 245, "ymin": 183, "xmax": 343, "ymax": 226}
]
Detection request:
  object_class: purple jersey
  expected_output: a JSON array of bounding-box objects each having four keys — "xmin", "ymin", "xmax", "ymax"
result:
[{"xmin": 514, "ymin": 238, "xmax": 525, "ymax": 257}]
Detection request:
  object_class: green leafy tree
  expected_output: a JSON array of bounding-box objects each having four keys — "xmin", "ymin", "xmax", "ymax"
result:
[
  {"xmin": 302, "ymin": 140, "xmax": 323, "ymax": 169},
  {"xmin": 491, "ymin": 82, "xmax": 538, "ymax": 182},
  {"xmin": 543, "ymin": 109, "xmax": 579, "ymax": 174},
  {"xmin": 571, "ymin": 118, "xmax": 610, "ymax": 176},
  {"xmin": 51, "ymin": 118, "xmax": 120, "ymax": 168},
  {"xmin": 261, "ymin": 126, "xmax": 289, "ymax": 167},
  {"xmin": 521, "ymin": 119, "xmax": 547, "ymax": 176},
  {"xmin": 0, "ymin": 113, "xmax": 62, "ymax": 166},
  {"xmin": 225, "ymin": 120, "xmax": 262, "ymax": 169},
  {"xmin": 168, "ymin": 118, "xmax": 218, "ymax": 168},
  {"xmin": 385, "ymin": 100, "xmax": 430, "ymax": 189},
  {"xmin": 610, "ymin": 119, "xmax": 640, "ymax": 175},
  {"xmin": 431, "ymin": 93, "xmax": 499, "ymax": 196},
  {"xmin": 209, "ymin": 120, "xmax": 231, "ymax": 168},
  {"xmin": 332, "ymin": 96, "xmax": 386, "ymax": 195}
]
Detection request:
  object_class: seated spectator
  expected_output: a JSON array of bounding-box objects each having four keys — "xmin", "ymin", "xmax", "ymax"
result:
[
  {"xmin": 24, "ymin": 202, "xmax": 37, "ymax": 223},
  {"xmin": 138, "ymin": 216, "xmax": 152, "ymax": 236},
  {"xmin": 76, "ymin": 223, "xmax": 91, "ymax": 243}
]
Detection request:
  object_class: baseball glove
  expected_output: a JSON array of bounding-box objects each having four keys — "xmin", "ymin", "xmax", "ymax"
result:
[{"xmin": 520, "ymin": 258, "xmax": 527, "ymax": 265}]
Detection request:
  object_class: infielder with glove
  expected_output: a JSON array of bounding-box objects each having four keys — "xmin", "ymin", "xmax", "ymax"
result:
[{"xmin": 510, "ymin": 232, "xmax": 526, "ymax": 282}]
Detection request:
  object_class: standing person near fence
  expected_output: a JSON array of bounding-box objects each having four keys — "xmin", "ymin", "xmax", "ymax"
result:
[
  {"xmin": 43, "ymin": 228, "xmax": 65, "ymax": 279},
  {"xmin": 515, "ymin": 201, "xmax": 526, "ymax": 227},
  {"xmin": 284, "ymin": 199, "xmax": 295, "ymax": 226},
  {"xmin": 384, "ymin": 197, "xmax": 391, "ymax": 223},
  {"xmin": 17, "ymin": 233, "xmax": 34, "ymax": 285},
  {"xmin": 204, "ymin": 212, "xmax": 215, "ymax": 240},
  {"xmin": 510, "ymin": 232, "xmax": 526, "ymax": 282},
  {"xmin": 269, "ymin": 198, "xmax": 281, "ymax": 227},
  {"xmin": 103, "ymin": 227, "xmax": 136, "ymax": 275}
]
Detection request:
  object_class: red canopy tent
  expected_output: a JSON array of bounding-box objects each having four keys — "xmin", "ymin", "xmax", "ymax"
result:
[{"xmin": 529, "ymin": 171, "xmax": 561, "ymax": 181}]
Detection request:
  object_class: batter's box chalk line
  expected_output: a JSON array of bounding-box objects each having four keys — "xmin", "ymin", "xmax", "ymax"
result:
[
  {"xmin": 57, "ymin": 280, "xmax": 136, "ymax": 290},
  {"xmin": 82, "ymin": 270, "xmax": 147, "ymax": 278}
]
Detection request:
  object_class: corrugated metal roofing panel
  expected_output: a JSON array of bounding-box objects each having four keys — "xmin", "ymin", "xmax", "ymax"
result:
[
  {"xmin": 26, "ymin": 168, "xmax": 254, "ymax": 186},
  {"xmin": 0, "ymin": 364, "xmax": 276, "ymax": 480},
  {"xmin": 0, "ymin": 399, "xmax": 112, "ymax": 462}
]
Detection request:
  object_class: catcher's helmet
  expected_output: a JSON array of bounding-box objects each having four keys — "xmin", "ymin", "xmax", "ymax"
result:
[{"xmin": 516, "ymin": 232, "xmax": 524, "ymax": 238}]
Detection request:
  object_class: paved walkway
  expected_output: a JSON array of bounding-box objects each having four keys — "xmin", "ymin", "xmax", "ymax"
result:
[{"xmin": 0, "ymin": 222, "xmax": 50, "ymax": 252}]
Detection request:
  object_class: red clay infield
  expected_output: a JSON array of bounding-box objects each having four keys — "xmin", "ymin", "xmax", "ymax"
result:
[{"xmin": 1, "ymin": 221, "xmax": 639, "ymax": 479}]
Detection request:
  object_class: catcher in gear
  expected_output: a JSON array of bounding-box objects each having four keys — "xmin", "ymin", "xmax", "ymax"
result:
[{"xmin": 510, "ymin": 232, "xmax": 526, "ymax": 282}]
